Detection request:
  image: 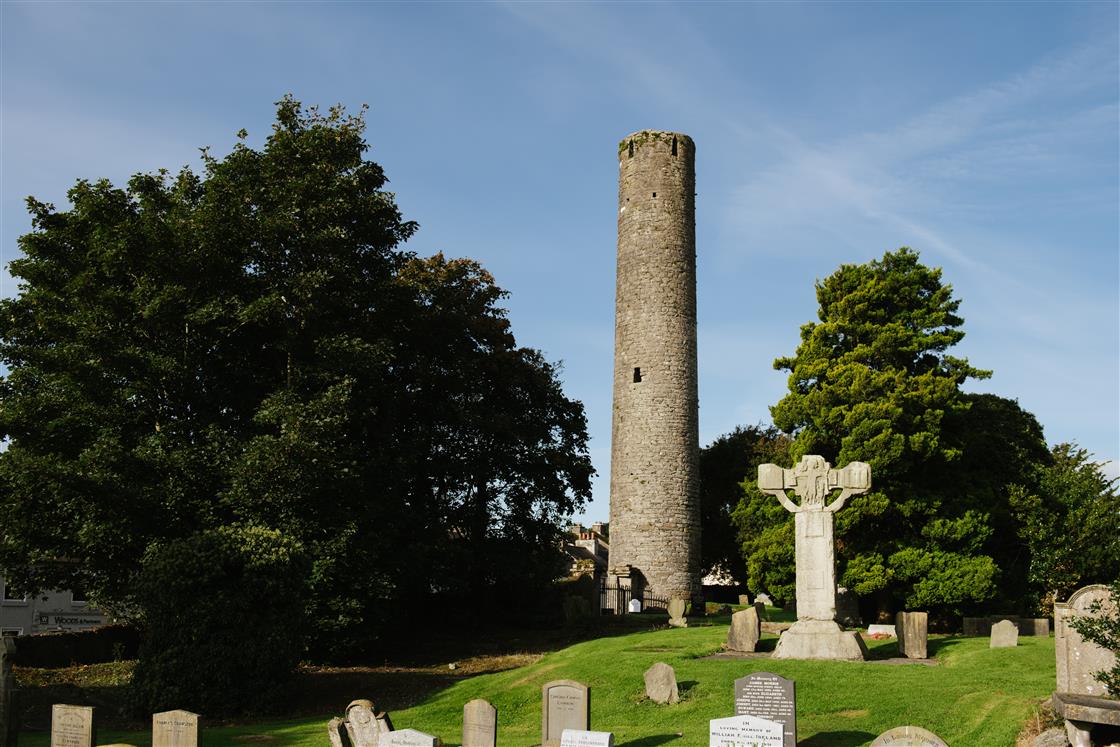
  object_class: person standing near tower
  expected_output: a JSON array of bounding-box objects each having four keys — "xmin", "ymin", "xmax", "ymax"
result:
[{"xmin": 607, "ymin": 131, "xmax": 701, "ymax": 610}]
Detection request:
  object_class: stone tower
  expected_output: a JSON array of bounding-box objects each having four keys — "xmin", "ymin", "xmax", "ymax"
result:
[{"xmin": 607, "ymin": 130, "xmax": 700, "ymax": 605}]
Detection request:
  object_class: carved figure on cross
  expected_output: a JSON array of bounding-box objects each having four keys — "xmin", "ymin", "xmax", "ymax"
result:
[{"xmin": 757, "ymin": 455, "xmax": 871, "ymax": 514}]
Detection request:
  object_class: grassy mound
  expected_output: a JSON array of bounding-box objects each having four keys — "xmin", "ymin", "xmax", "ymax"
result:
[{"xmin": 16, "ymin": 618, "xmax": 1055, "ymax": 747}]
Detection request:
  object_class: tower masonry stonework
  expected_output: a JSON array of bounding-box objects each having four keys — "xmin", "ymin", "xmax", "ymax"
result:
[{"xmin": 608, "ymin": 130, "xmax": 700, "ymax": 605}]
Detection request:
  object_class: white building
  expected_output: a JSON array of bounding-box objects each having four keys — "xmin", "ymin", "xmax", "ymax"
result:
[{"xmin": 0, "ymin": 575, "xmax": 106, "ymax": 636}]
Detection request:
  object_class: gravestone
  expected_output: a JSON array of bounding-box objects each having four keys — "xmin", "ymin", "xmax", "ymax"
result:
[
  {"xmin": 869, "ymin": 725, "xmax": 948, "ymax": 746},
  {"xmin": 835, "ymin": 587, "xmax": 861, "ymax": 627},
  {"xmin": 738, "ymin": 594, "xmax": 750, "ymax": 606},
  {"xmin": 643, "ymin": 662, "xmax": 679, "ymax": 704},
  {"xmin": 668, "ymin": 598, "xmax": 688, "ymax": 628},
  {"xmin": 327, "ymin": 717, "xmax": 349, "ymax": 747},
  {"xmin": 757, "ymin": 456, "xmax": 871, "ymax": 660},
  {"xmin": 462, "ymin": 699, "xmax": 496, "ymax": 747},
  {"xmin": 152, "ymin": 710, "xmax": 199, "ymax": 747},
  {"xmin": 383, "ymin": 729, "xmax": 440, "ymax": 747},
  {"xmin": 1055, "ymin": 584, "xmax": 1118, "ymax": 697},
  {"xmin": 344, "ymin": 700, "xmax": 393, "ymax": 747},
  {"xmin": 734, "ymin": 672, "xmax": 796, "ymax": 747},
  {"xmin": 541, "ymin": 680, "xmax": 590, "ymax": 747},
  {"xmin": 756, "ymin": 593, "xmax": 772, "ymax": 606},
  {"xmin": 990, "ymin": 619, "xmax": 1019, "ymax": 648},
  {"xmin": 895, "ymin": 611, "xmax": 928, "ymax": 659},
  {"xmin": 51, "ymin": 704, "xmax": 95, "ymax": 747},
  {"xmin": 727, "ymin": 606, "xmax": 761, "ymax": 652},
  {"xmin": 708, "ymin": 715, "xmax": 783, "ymax": 747},
  {"xmin": 1, "ymin": 638, "xmax": 14, "ymax": 747},
  {"xmin": 627, "ymin": 599, "xmax": 642, "ymax": 613},
  {"xmin": 560, "ymin": 729, "xmax": 614, "ymax": 747}
]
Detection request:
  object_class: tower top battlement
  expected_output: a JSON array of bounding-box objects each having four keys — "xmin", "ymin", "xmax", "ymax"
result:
[{"xmin": 618, "ymin": 130, "xmax": 695, "ymax": 159}]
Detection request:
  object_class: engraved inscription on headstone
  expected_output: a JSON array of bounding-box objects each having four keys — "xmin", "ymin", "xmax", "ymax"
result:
[
  {"xmin": 708, "ymin": 715, "xmax": 783, "ymax": 747},
  {"xmin": 541, "ymin": 680, "xmax": 590, "ymax": 747},
  {"xmin": 869, "ymin": 725, "xmax": 948, "ymax": 746},
  {"xmin": 51, "ymin": 704, "xmax": 95, "ymax": 747},
  {"xmin": 560, "ymin": 729, "xmax": 614, "ymax": 747},
  {"xmin": 152, "ymin": 710, "xmax": 199, "ymax": 747},
  {"xmin": 383, "ymin": 728, "xmax": 440, "ymax": 747},
  {"xmin": 734, "ymin": 672, "xmax": 796, "ymax": 747},
  {"xmin": 462, "ymin": 698, "xmax": 496, "ymax": 747}
]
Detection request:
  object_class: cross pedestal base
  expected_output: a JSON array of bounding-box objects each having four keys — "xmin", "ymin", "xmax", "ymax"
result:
[{"xmin": 772, "ymin": 619, "xmax": 867, "ymax": 661}]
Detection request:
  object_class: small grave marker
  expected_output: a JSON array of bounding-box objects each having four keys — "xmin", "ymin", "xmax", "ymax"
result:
[
  {"xmin": 869, "ymin": 725, "xmax": 948, "ymax": 746},
  {"xmin": 668, "ymin": 598, "xmax": 688, "ymax": 627},
  {"xmin": 643, "ymin": 662, "xmax": 679, "ymax": 704},
  {"xmin": 51, "ymin": 705, "xmax": 95, "ymax": 747},
  {"xmin": 344, "ymin": 700, "xmax": 392, "ymax": 747},
  {"xmin": 895, "ymin": 612, "xmax": 928, "ymax": 659},
  {"xmin": 628, "ymin": 599, "xmax": 642, "ymax": 613},
  {"xmin": 462, "ymin": 699, "xmax": 496, "ymax": 747},
  {"xmin": 990, "ymin": 619, "xmax": 1019, "ymax": 648},
  {"xmin": 709, "ymin": 715, "xmax": 783, "ymax": 747},
  {"xmin": 734, "ymin": 672, "xmax": 796, "ymax": 747},
  {"xmin": 727, "ymin": 606, "xmax": 761, "ymax": 652},
  {"xmin": 541, "ymin": 680, "xmax": 590, "ymax": 747},
  {"xmin": 383, "ymin": 728, "xmax": 440, "ymax": 747},
  {"xmin": 560, "ymin": 729, "xmax": 614, "ymax": 747},
  {"xmin": 152, "ymin": 710, "xmax": 199, "ymax": 747}
]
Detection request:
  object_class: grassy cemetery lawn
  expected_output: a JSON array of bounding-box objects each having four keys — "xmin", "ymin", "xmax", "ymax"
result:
[{"xmin": 17, "ymin": 613, "xmax": 1055, "ymax": 747}]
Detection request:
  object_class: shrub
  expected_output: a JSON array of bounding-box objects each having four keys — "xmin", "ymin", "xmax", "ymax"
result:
[{"xmin": 129, "ymin": 525, "xmax": 309, "ymax": 716}]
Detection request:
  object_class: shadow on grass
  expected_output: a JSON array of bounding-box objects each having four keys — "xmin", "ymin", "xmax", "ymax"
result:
[
  {"xmin": 678, "ymin": 680, "xmax": 698, "ymax": 697},
  {"xmin": 798, "ymin": 730, "xmax": 876, "ymax": 747},
  {"xmin": 617, "ymin": 734, "xmax": 682, "ymax": 747},
  {"xmin": 926, "ymin": 635, "xmax": 967, "ymax": 657}
]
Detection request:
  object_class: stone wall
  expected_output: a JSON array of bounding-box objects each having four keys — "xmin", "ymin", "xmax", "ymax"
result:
[{"xmin": 607, "ymin": 131, "xmax": 700, "ymax": 603}]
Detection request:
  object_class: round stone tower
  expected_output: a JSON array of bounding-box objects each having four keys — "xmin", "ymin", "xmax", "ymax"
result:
[{"xmin": 607, "ymin": 130, "xmax": 700, "ymax": 605}]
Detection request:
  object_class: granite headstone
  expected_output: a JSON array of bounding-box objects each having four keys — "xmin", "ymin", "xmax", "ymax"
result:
[
  {"xmin": 541, "ymin": 680, "xmax": 590, "ymax": 747},
  {"xmin": 990, "ymin": 619, "xmax": 1019, "ymax": 648},
  {"xmin": 895, "ymin": 612, "xmax": 928, "ymax": 659},
  {"xmin": 560, "ymin": 729, "xmax": 613, "ymax": 747},
  {"xmin": 643, "ymin": 662, "xmax": 679, "ymax": 704},
  {"xmin": 462, "ymin": 698, "xmax": 496, "ymax": 747},
  {"xmin": 869, "ymin": 725, "xmax": 948, "ymax": 746},
  {"xmin": 1055, "ymin": 584, "xmax": 1118, "ymax": 697},
  {"xmin": 383, "ymin": 729, "xmax": 440, "ymax": 747},
  {"xmin": 152, "ymin": 710, "xmax": 199, "ymax": 747},
  {"xmin": 51, "ymin": 705, "xmax": 95, "ymax": 747},
  {"xmin": 727, "ymin": 607, "xmax": 761, "ymax": 653},
  {"xmin": 708, "ymin": 715, "xmax": 783, "ymax": 747},
  {"xmin": 734, "ymin": 672, "xmax": 796, "ymax": 747}
]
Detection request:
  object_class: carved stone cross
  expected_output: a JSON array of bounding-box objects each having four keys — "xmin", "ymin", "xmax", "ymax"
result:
[{"xmin": 756, "ymin": 455, "xmax": 872, "ymax": 660}]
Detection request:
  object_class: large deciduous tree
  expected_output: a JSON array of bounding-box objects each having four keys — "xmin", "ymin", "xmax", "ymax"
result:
[
  {"xmin": 0, "ymin": 98, "xmax": 593, "ymax": 675},
  {"xmin": 764, "ymin": 248, "xmax": 1003, "ymax": 617},
  {"xmin": 699, "ymin": 425, "xmax": 789, "ymax": 583}
]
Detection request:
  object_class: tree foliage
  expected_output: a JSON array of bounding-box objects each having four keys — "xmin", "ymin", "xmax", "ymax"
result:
[
  {"xmin": 1009, "ymin": 444, "xmax": 1120, "ymax": 608},
  {"xmin": 0, "ymin": 97, "xmax": 593, "ymax": 662},
  {"xmin": 130, "ymin": 526, "xmax": 308, "ymax": 715},
  {"xmin": 763, "ymin": 248, "xmax": 1008, "ymax": 614},
  {"xmin": 699, "ymin": 425, "xmax": 789, "ymax": 582}
]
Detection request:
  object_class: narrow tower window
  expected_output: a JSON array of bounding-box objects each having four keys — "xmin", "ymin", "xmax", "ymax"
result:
[
  {"xmin": 671, "ymin": 136, "xmax": 678, "ymax": 156},
  {"xmin": 628, "ymin": 140, "xmax": 634, "ymax": 158},
  {"xmin": 652, "ymin": 192, "xmax": 657, "ymax": 198},
  {"xmin": 633, "ymin": 367, "xmax": 642, "ymax": 383}
]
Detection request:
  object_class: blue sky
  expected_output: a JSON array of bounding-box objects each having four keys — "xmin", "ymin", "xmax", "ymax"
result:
[{"xmin": 2, "ymin": 1, "xmax": 1117, "ymax": 522}]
